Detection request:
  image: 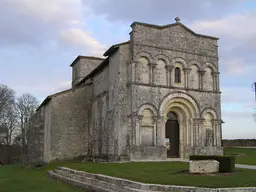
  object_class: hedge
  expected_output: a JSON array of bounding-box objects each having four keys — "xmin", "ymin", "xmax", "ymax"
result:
[{"xmin": 189, "ymin": 155, "xmax": 236, "ymax": 173}]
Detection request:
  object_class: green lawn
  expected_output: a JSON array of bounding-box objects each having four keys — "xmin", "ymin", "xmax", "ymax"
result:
[
  {"xmin": 0, "ymin": 162, "xmax": 86, "ymax": 192},
  {"xmin": 1, "ymin": 160, "xmax": 256, "ymax": 191},
  {"xmin": 224, "ymin": 147, "xmax": 256, "ymax": 165},
  {"xmin": 65, "ymin": 161, "xmax": 256, "ymax": 188}
]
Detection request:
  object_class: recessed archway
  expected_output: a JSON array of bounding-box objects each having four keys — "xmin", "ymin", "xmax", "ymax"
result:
[
  {"xmin": 165, "ymin": 111, "xmax": 179, "ymax": 157},
  {"xmin": 159, "ymin": 92, "xmax": 200, "ymax": 158}
]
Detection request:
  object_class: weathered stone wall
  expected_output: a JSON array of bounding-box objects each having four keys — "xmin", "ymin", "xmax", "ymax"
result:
[
  {"xmin": 72, "ymin": 57, "xmax": 104, "ymax": 87},
  {"xmin": 90, "ymin": 65, "xmax": 112, "ymax": 159},
  {"xmin": 131, "ymin": 22, "xmax": 218, "ymax": 58},
  {"xmin": 115, "ymin": 44, "xmax": 132, "ymax": 160},
  {"xmin": 89, "ymin": 43, "xmax": 132, "ymax": 161},
  {"xmin": 126, "ymin": 22, "xmax": 223, "ymax": 159},
  {"xmin": 27, "ymin": 107, "xmax": 45, "ymax": 164},
  {"xmin": 49, "ymin": 85, "xmax": 91, "ymax": 161}
]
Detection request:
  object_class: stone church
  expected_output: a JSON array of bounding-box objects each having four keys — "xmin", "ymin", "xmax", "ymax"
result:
[{"xmin": 28, "ymin": 18, "xmax": 223, "ymax": 164}]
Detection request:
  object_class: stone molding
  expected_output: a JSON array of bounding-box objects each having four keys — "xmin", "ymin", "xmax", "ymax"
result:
[
  {"xmin": 126, "ymin": 81, "xmax": 222, "ymax": 94},
  {"xmin": 133, "ymin": 43, "xmax": 219, "ymax": 59}
]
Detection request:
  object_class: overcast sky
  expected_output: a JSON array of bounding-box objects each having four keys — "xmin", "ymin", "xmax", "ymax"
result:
[{"xmin": 0, "ymin": 0, "xmax": 255, "ymax": 139}]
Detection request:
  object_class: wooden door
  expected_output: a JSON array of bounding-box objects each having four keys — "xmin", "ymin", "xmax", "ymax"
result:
[{"xmin": 165, "ymin": 119, "xmax": 179, "ymax": 157}]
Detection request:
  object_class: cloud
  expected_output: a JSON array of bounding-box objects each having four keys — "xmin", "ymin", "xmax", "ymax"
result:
[
  {"xmin": 0, "ymin": 0, "xmax": 105, "ymax": 55},
  {"xmin": 82, "ymin": 0, "xmax": 247, "ymax": 23},
  {"xmin": 60, "ymin": 28, "xmax": 107, "ymax": 56},
  {"xmin": 190, "ymin": 12, "xmax": 256, "ymax": 76},
  {"xmin": 221, "ymin": 86, "xmax": 255, "ymax": 104},
  {"xmin": 222, "ymin": 110, "xmax": 252, "ymax": 119}
]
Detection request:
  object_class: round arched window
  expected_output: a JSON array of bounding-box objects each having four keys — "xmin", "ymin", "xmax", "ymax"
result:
[{"xmin": 174, "ymin": 67, "xmax": 181, "ymax": 83}]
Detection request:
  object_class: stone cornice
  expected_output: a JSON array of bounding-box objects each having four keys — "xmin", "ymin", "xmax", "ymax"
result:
[
  {"xmin": 126, "ymin": 81, "xmax": 222, "ymax": 94},
  {"xmin": 133, "ymin": 43, "xmax": 219, "ymax": 59}
]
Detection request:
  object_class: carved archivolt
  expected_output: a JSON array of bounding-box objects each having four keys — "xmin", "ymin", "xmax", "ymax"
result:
[
  {"xmin": 133, "ymin": 52, "xmax": 219, "ymax": 91},
  {"xmin": 201, "ymin": 107, "xmax": 219, "ymax": 147},
  {"xmin": 172, "ymin": 57, "xmax": 187, "ymax": 68},
  {"xmin": 204, "ymin": 62, "xmax": 217, "ymax": 73},
  {"xmin": 159, "ymin": 92, "xmax": 200, "ymax": 118},
  {"xmin": 135, "ymin": 51, "xmax": 154, "ymax": 63},
  {"xmin": 137, "ymin": 103, "xmax": 158, "ymax": 117},
  {"xmin": 188, "ymin": 59, "xmax": 201, "ymax": 68},
  {"xmin": 155, "ymin": 54, "xmax": 171, "ymax": 65},
  {"xmin": 137, "ymin": 105, "xmax": 157, "ymax": 146},
  {"xmin": 201, "ymin": 107, "xmax": 218, "ymax": 120}
]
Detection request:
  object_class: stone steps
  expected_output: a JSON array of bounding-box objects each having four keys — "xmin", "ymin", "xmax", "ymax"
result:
[
  {"xmin": 48, "ymin": 166, "xmax": 256, "ymax": 192},
  {"xmin": 48, "ymin": 167, "xmax": 162, "ymax": 192}
]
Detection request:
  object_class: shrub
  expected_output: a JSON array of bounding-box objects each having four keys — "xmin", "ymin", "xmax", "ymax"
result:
[{"xmin": 189, "ymin": 155, "xmax": 236, "ymax": 173}]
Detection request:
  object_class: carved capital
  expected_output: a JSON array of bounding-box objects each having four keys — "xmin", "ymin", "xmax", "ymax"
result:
[
  {"xmin": 165, "ymin": 65, "xmax": 174, "ymax": 71},
  {"xmin": 193, "ymin": 118, "xmax": 204, "ymax": 125},
  {"xmin": 161, "ymin": 116, "xmax": 168, "ymax": 123},
  {"xmin": 137, "ymin": 115, "xmax": 143, "ymax": 121},
  {"xmin": 183, "ymin": 67, "xmax": 191, "ymax": 74},
  {"xmin": 148, "ymin": 62, "xmax": 157, "ymax": 68},
  {"xmin": 212, "ymin": 71, "xmax": 220, "ymax": 77},
  {"xmin": 127, "ymin": 60, "xmax": 139, "ymax": 65},
  {"xmin": 198, "ymin": 70, "xmax": 206, "ymax": 75}
]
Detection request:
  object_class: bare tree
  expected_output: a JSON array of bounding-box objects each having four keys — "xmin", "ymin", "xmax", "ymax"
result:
[
  {"xmin": 16, "ymin": 93, "xmax": 39, "ymax": 155},
  {"xmin": 0, "ymin": 84, "xmax": 15, "ymax": 117},
  {"xmin": 0, "ymin": 84, "xmax": 17, "ymax": 163},
  {"xmin": 0, "ymin": 104, "xmax": 17, "ymax": 146}
]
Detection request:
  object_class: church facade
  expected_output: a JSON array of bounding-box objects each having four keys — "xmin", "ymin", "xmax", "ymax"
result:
[{"xmin": 28, "ymin": 19, "xmax": 223, "ymax": 164}]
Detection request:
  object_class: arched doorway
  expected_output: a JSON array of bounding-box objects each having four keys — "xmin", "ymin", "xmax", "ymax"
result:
[{"xmin": 165, "ymin": 112, "xmax": 180, "ymax": 158}]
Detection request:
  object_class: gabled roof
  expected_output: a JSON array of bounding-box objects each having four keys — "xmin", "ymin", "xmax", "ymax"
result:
[
  {"xmin": 70, "ymin": 56, "xmax": 105, "ymax": 67},
  {"xmin": 130, "ymin": 21, "xmax": 219, "ymax": 40},
  {"xmin": 36, "ymin": 84, "xmax": 88, "ymax": 111},
  {"xmin": 103, "ymin": 41, "xmax": 130, "ymax": 57},
  {"xmin": 76, "ymin": 57, "xmax": 110, "ymax": 86}
]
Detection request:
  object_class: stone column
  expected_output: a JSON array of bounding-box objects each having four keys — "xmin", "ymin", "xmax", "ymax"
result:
[
  {"xmin": 148, "ymin": 63, "xmax": 157, "ymax": 85},
  {"xmin": 136, "ymin": 115, "xmax": 143, "ymax": 145},
  {"xmin": 188, "ymin": 119, "xmax": 193, "ymax": 146},
  {"xmin": 198, "ymin": 70, "xmax": 206, "ymax": 90},
  {"xmin": 193, "ymin": 119, "xmax": 198, "ymax": 147},
  {"xmin": 198, "ymin": 118, "xmax": 204, "ymax": 147},
  {"xmin": 166, "ymin": 65, "xmax": 174, "ymax": 87},
  {"xmin": 183, "ymin": 68, "xmax": 191, "ymax": 89},
  {"xmin": 216, "ymin": 119, "xmax": 222, "ymax": 147},
  {"xmin": 153, "ymin": 116, "xmax": 158, "ymax": 146},
  {"xmin": 159, "ymin": 116, "xmax": 168, "ymax": 146},
  {"xmin": 179, "ymin": 120, "xmax": 185, "ymax": 157},
  {"xmin": 211, "ymin": 119, "xmax": 216, "ymax": 147},
  {"xmin": 131, "ymin": 114, "xmax": 137, "ymax": 146}
]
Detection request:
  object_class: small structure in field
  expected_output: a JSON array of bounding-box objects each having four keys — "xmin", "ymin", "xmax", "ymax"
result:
[{"xmin": 189, "ymin": 160, "xmax": 219, "ymax": 174}]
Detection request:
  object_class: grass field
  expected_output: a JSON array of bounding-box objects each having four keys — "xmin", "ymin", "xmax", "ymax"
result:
[
  {"xmin": 64, "ymin": 161, "xmax": 256, "ymax": 188},
  {"xmin": 1, "ymin": 147, "xmax": 256, "ymax": 191},
  {"xmin": 0, "ymin": 162, "xmax": 86, "ymax": 192},
  {"xmin": 224, "ymin": 147, "xmax": 256, "ymax": 165}
]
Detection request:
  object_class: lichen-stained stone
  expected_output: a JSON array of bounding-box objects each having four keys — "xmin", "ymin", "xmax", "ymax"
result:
[{"xmin": 189, "ymin": 160, "xmax": 219, "ymax": 174}]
